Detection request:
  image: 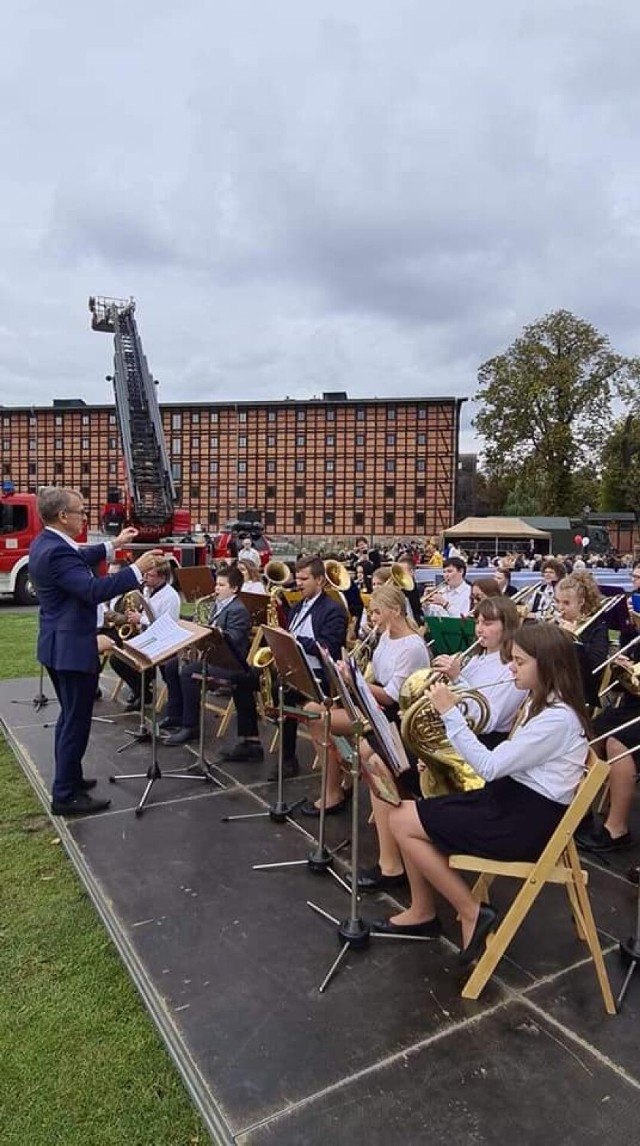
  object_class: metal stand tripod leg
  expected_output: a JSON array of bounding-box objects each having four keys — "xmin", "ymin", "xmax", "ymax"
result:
[
  {"xmin": 253, "ymin": 698, "xmax": 350, "ymax": 891},
  {"xmin": 12, "ymin": 663, "xmax": 54, "ymax": 711},
  {"xmin": 184, "ymin": 655, "xmax": 226, "ymax": 790},
  {"xmin": 109, "ymin": 666, "xmax": 213, "ymax": 816},
  {"xmin": 617, "ymin": 876, "xmax": 640, "ymax": 1008},
  {"xmin": 308, "ymin": 724, "xmax": 434, "ymax": 993},
  {"xmin": 222, "ymin": 679, "xmax": 306, "ymax": 825},
  {"xmin": 116, "ymin": 668, "xmax": 152, "ymax": 753}
]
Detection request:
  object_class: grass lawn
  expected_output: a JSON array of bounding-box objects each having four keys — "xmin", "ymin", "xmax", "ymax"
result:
[{"xmin": 0, "ymin": 612, "xmax": 209, "ymax": 1145}]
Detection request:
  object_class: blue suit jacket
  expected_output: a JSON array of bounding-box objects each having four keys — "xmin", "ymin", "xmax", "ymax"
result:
[
  {"xmin": 29, "ymin": 530, "xmax": 140, "ymax": 673},
  {"xmin": 288, "ymin": 593, "xmax": 348, "ymax": 662}
]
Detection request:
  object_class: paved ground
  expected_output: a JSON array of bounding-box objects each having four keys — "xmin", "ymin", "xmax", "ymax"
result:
[{"xmin": 2, "ymin": 674, "xmax": 640, "ymax": 1145}]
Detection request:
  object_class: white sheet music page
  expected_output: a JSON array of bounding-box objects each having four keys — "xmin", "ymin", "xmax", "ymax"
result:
[{"xmin": 126, "ymin": 614, "xmax": 198, "ymax": 661}]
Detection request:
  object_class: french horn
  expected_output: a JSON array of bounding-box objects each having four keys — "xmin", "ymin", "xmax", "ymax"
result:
[{"xmin": 399, "ymin": 668, "xmax": 490, "ymax": 798}]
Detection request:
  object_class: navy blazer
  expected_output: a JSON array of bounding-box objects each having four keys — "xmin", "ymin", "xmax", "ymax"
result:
[
  {"xmin": 288, "ymin": 592, "xmax": 348, "ymax": 662},
  {"xmin": 29, "ymin": 530, "xmax": 140, "ymax": 674},
  {"xmin": 208, "ymin": 596, "xmax": 252, "ymax": 663}
]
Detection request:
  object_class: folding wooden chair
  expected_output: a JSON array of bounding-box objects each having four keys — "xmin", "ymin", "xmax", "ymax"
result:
[
  {"xmin": 449, "ymin": 750, "xmax": 616, "ymax": 1014},
  {"xmin": 205, "ymin": 626, "xmax": 265, "ymax": 738}
]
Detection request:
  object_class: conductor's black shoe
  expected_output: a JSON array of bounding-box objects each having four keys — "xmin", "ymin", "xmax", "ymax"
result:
[
  {"xmin": 219, "ymin": 741, "xmax": 264, "ymax": 762},
  {"xmin": 78, "ymin": 778, "xmax": 98, "ymax": 792},
  {"xmin": 576, "ymin": 824, "xmax": 632, "ymax": 853},
  {"xmin": 267, "ymin": 756, "xmax": 299, "ymax": 781},
  {"xmin": 163, "ymin": 727, "xmax": 199, "ymax": 746},
  {"xmin": 458, "ymin": 904, "xmax": 498, "ymax": 967},
  {"xmin": 51, "ymin": 793, "xmax": 111, "ymax": 816},
  {"xmin": 355, "ymin": 864, "xmax": 408, "ymax": 892},
  {"xmin": 371, "ymin": 916, "xmax": 442, "ymax": 938},
  {"xmin": 158, "ymin": 716, "xmax": 181, "ymax": 730}
]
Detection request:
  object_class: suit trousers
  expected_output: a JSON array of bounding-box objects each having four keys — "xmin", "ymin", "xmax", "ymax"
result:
[
  {"xmin": 47, "ymin": 667, "xmax": 99, "ymax": 802},
  {"xmin": 163, "ymin": 656, "xmax": 259, "ymax": 737}
]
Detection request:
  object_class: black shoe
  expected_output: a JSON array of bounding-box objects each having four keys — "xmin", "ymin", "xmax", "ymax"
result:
[
  {"xmin": 576, "ymin": 824, "xmax": 632, "ymax": 853},
  {"xmin": 355, "ymin": 864, "xmax": 408, "ymax": 892},
  {"xmin": 219, "ymin": 741, "xmax": 264, "ymax": 762},
  {"xmin": 163, "ymin": 727, "xmax": 199, "ymax": 746},
  {"xmin": 51, "ymin": 793, "xmax": 111, "ymax": 816},
  {"xmin": 158, "ymin": 716, "xmax": 181, "ymax": 731},
  {"xmin": 94, "ymin": 687, "xmax": 103, "ymax": 700},
  {"xmin": 371, "ymin": 916, "xmax": 442, "ymax": 939},
  {"xmin": 627, "ymin": 865, "xmax": 640, "ymax": 886},
  {"xmin": 459, "ymin": 904, "xmax": 498, "ymax": 967},
  {"xmin": 300, "ymin": 797, "xmax": 347, "ymax": 817},
  {"xmin": 78, "ymin": 778, "xmax": 97, "ymax": 792},
  {"xmin": 267, "ymin": 756, "xmax": 299, "ymax": 781}
]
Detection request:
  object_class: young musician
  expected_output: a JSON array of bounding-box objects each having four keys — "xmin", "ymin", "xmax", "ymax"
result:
[
  {"xmin": 301, "ymin": 584, "xmax": 429, "ymax": 815},
  {"xmin": 423, "ymin": 557, "xmax": 471, "ymax": 618},
  {"xmin": 162, "ymin": 566, "xmax": 256, "ymax": 749},
  {"xmin": 358, "ymin": 596, "xmax": 526, "ymax": 892},
  {"xmin": 470, "ymin": 577, "xmax": 502, "ymax": 606},
  {"xmin": 528, "ymin": 558, "xmax": 566, "ymax": 618},
  {"xmin": 554, "ymin": 572, "xmax": 608, "ymax": 711},
  {"xmin": 111, "ymin": 559, "xmax": 181, "ymax": 710},
  {"xmin": 373, "ymin": 623, "xmax": 589, "ymax": 965},
  {"xmin": 237, "ymin": 558, "xmax": 267, "ymax": 594}
]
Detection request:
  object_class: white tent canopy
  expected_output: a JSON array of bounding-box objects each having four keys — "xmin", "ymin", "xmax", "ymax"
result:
[{"xmin": 443, "ymin": 517, "xmax": 551, "ymax": 554}]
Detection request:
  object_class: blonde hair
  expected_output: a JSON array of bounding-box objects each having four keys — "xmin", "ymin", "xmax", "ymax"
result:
[
  {"xmin": 370, "ymin": 584, "xmax": 420, "ymax": 632},
  {"xmin": 556, "ymin": 572, "xmax": 602, "ymax": 617}
]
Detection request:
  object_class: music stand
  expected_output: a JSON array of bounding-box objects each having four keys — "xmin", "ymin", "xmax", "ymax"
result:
[
  {"xmin": 222, "ymin": 626, "xmax": 320, "ymax": 827},
  {"xmin": 238, "ymin": 592, "xmax": 269, "ymax": 628},
  {"xmin": 307, "ymin": 657, "xmax": 433, "ymax": 994},
  {"xmin": 173, "ymin": 566, "xmax": 216, "ymax": 603},
  {"xmin": 252, "ymin": 642, "xmax": 350, "ymax": 888},
  {"xmin": 12, "ymin": 663, "xmax": 54, "ymax": 711},
  {"xmin": 185, "ymin": 626, "xmax": 250, "ymax": 789},
  {"xmin": 108, "ymin": 617, "xmax": 214, "ymax": 816}
]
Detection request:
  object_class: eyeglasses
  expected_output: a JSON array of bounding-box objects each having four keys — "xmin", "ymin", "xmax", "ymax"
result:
[{"xmin": 64, "ymin": 508, "xmax": 87, "ymax": 517}]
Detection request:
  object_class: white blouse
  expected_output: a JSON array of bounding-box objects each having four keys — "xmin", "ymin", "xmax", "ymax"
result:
[
  {"xmin": 371, "ymin": 631, "xmax": 430, "ymax": 703},
  {"xmin": 441, "ymin": 700, "xmax": 587, "ymax": 805},
  {"xmin": 456, "ymin": 650, "xmax": 528, "ymax": 734}
]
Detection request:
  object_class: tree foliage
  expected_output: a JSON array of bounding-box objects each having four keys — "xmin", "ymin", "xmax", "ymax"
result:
[
  {"xmin": 473, "ymin": 310, "xmax": 640, "ymax": 514},
  {"xmin": 600, "ymin": 414, "xmax": 640, "ymax": 512}
]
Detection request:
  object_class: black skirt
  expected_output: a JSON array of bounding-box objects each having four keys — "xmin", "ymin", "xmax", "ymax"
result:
[
  {"xmin": 592, "ymin": 701, "xmax": 640, "ymax": 773},
  {"xmin": 416, "ymin": 776, "xmax": 566, "ymax": 862}
]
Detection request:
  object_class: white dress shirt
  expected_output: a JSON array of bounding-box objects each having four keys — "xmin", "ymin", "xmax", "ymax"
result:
[
  {"xmin": 456, "ymin": 651, "xmax": 528, "ymax": 733},
  {"xmin": 426, "ymin": 580, "xmax": 471, "ymax": 619},
  {"xmin": 371, "ymin": 632, "xmax": 430, "ymax": 702}
]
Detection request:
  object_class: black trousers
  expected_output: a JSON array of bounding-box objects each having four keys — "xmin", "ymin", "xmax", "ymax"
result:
[
  {"xmin": 111, "ymin": 656, "xmax": 153, "ymax": 701},
  {"xmin": 163, "ymin": 656, "xmax": 259, "ymax": 737},
  {"xmin": 47, "ymin": 667, "xmax": 99, "ymax": 802}
]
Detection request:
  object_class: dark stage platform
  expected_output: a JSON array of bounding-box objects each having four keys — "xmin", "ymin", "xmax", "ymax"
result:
[{"xmin": 3, "ymin": 673, "xmax": 640, "ymax": 1145}]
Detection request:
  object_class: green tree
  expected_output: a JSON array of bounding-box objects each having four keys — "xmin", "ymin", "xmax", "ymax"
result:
[
  {"xmin": 600, "ymin": 414, "xmax": 640, "ymax": 511},
  {"xmin": 473, "ymin": 310, "xmax": 640, "ymax": 514}
]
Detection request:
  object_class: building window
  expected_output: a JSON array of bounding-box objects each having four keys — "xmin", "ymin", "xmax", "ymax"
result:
[
  {"xmin": 385, "ymin": 511, "xmax": 395, "ymax": 527},
  {"xmin": 266, "ymin": 510, "xmax": 276, "ymax": 525},
  {"xmin": 385, "ymin": 485, "xmax": 395, "ymax": 498},
  {"xmin": 356, "ymin": 408, "xmax": 365, "ymax": 421},
  {"xmin": 82, "ymin": 414, "xmax": 89, "ymax": 426},
  {"xmin": 326, "ymin": 409, "xmax": 335, "ymax": 422},
  {"xmin": 238, "ymin": 460, "xmax": 246, "ymax": 473},
  {"xmin": 54, "ymin": 462, "xmax": 63, "ymax": 475},
  {"xmin": 174, "ymin": 486, "xmax": 182, "ymax": 502},
  {"xmin": 191, "ymin": 436, "xmax": 200, "ymax": 449},
  {"xmin": 109, "ymin": 413, "xmax": 117, "ymax": 425},
  {"xmin": 267, "ymin": 485, "xmax": 276, "ymax": 498},
  {"xmin": 296, "ymin": 434, "xmax": 305, "ymax": 447},
  {"xmin": 29, "ymin": 438, "xmax": 37, "ymax": 451},
  {"xmin": 416, "ymin": 459, "xmax": 425, "ymax": 472},
  {"xmin": 296, "ymin": 461, "xmax": 305, "ymax": 473},
  {"xmin": 108, "ymin": 462, "xmax": 116, "ymax": 475},
  {"xmin": 210, "ymin": 436, "xmax": 218, "ymax": 448},
  {"xmin": 209, "ymin": 486, "xmax": 218, "ymax": 500},
  {"xmin": 327, "ymin": 460, "xmax": 335, "ymax": 472},
  {"xmin": 238, "ymin": 410, "xmax": 247, "ymax": 423},
  {"xmin": 29, "ymin": 415, "xmax": 37, "ymax": 427},
  {"xmin": 28, "ymin": 462, "xmax": 36, "ymax": 475},
  {"xmin": 172, "ymin": 463, "xmax": 182, "ymax": 480},
  {"xmin": 237, "ymin": 484, "xmax": 246, "ymax": 499},
  {"xmin": 268, "ymin": 410, "xmax": 276, "ymax": 422},
  {"xmin": 81, "ymin": 486, "xmax": 90, "ymax": 500},
  {"xmin": 355, "ymin": 485, "xmax": 364, "ymax": 498},
  {"xmin": 191, "ymin": 412, "xmax": 200, "ymax": 424},
  {"xmin": 238, "ymin": 435, "xmax": 247, "ymax": 448},
  {"xmin": 267, "ymin": 460, "xmax": 276, "ymax": 473},
  {"xmin": 2, "ymin": 439, "xmax": 9, "ymax": 451},
  {"xmin": 55, "ymin": 415, "xmax": 63, "ymax": 427},
  {"xmin": 417, "ymin": 433, "xmax": 426, "ymax": 445},
  {"xmin": 267, "ymin": 434, "xmax": 276, "ymax": 447},
  {"xmin": 210, "ymin": 460, "xmax": 218, "ymax": 474},
  {"xmin": 54, "ymin": 438, "xmax": 62, "ymax": 450},
  {"xmin": 172, "ymin": 438, "xmax": 181, "ymax": 454},
  {"xmin": 211, "ymin": 411, "xmax": 219, "ymax": 423},
  {"xmin": 82, "ymin": 462, "xmax": 90, "ymax": 474},
  {"xmin": 81, "ymin": 438, "xmax": 90, "ymax": 450},
  {"xmin": 386, "ymin": 459, "xmax": 395, "ymax": 472},
  {"xmin": 387, "ymin": 407, "xmax": 396, "ymax": 421},
  {"xmin": 415, "ymin": 484, "xmax": 425, "ymax": 498},
  {"xmin": 294, "ymin": 510, "xmax": 305, "ymax": 527},
  {"xmin": 295, "ymin": 485, "xmax": 305, "ymax": 498},
  {"xmin": 355, "ymin": 460, "xmax": 364, "ymax": 472},
  {"xmin": 2, "ymin": 464, "xmax": 11, "ymax": 475},
  {"xmin": 172, "ymin": 414, "xmax": 182, "ymax": 430},
  {"xmin": 108, "ymin": 437, "xmax": 117, "ymax": 449},
  {"xmin": 415, "ymin": 512, "xmax": 425, "ymax": 528},
  {"xmin": 209, "ymin": 510, "xmax": 218, "ymax": 526},
  {"xmin": 325, "ymin": 485, "xmax": 334, "ymax": 498},
  {"xmin": 191, "ymin": 460, "xmax": 200, "ymax": 474},
  {"xmin": 356, "ymin": 434, "xmax": 365, "ymax": 447},
  {"xmin": 325, "ymin": 512, "xmax": 334, "ymax": 525},
  {"xmin": 354, "ymin": 512, "xmax": 364, "ymax": 526},
  {"xmin": 297, "ymin": 410, "xmax": 305, "ymax": 422},
  {"xmin": 326, "ymin": 434, "xmax": 335, "ymax": 446},
  {"xmin": 386, "ymin": 433, "xmax": 395, "ymax": 446},
  {"xmin": 417, "ymin": 406, "xmax": 426, "ymax": 420}
]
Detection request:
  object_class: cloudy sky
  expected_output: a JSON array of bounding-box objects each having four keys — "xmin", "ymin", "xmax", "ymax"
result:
[{"xmin": 2, "ymin": 0, "xmax": 640, "ymax": 451}]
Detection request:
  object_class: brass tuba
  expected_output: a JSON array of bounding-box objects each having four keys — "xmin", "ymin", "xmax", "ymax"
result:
[{"xmin": 399, "ymin": 669, "xmax": 490, "ymax": 798}]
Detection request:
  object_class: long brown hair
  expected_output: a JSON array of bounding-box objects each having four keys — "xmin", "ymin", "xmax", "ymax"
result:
[
  {"xmin": 474, "ymin": 596, "xmax": 521, "ymax": 664},
  {"xmin": 513, "ymin": 622, "xmax": 591, "ymax": 737}
]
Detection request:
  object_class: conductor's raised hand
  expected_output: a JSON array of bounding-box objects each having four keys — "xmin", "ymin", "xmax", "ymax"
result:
[
  {"xmin": 427, "ymin": 681, "xmax": 458, "ymax": 715},
  {"xmin": 134, "ymin": 549, "xmax": 165, "ymax": 574},
  {"xmin": 112, "ymin": 526, "xmax": 140, "ymax": 547}
]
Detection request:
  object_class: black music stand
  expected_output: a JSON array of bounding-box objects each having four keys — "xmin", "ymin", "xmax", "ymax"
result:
[
  {"xmin": 238, "ymin": 592, "xmax": 269, "ymax": 628},
  {"xmin": 252, "ymin": 640, "xmax": 350, "ymax": 889},
  {"xmin": 222, "ymin": 626, "xmax": 319, "ymax": 827},
  {"xmin": 617, "ymin": 878, "xmax": 640, "ymax": 1009},
  {"xmin": 12, "ymin": 663, "xmax": 54, "ymax": 711},
  {"xmin": 307, "ymin": 658, "xmax": 432, "ymax": 993},
  {"xmin": 185, "ymin": 627, "xmax": 251, "ymax": 789},
  {"xmin": 108, "ymin": 618, "xmax": 214, "ymax": 816},
  {"xmin": 173, "ymin": 565, "xmax": 216, "ymax": 603}
]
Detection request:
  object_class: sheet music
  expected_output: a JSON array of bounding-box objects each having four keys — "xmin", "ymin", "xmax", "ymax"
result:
[
  {"xmin": 126, "ymin": 614, "xmax": 202, "ymax": 660},
  {"xmin": 349, "ymin": 658, "xmax": 408, "ymax": 776}
]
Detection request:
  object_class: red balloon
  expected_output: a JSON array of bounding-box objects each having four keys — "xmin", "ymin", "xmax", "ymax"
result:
[{"xmin": 573, "ymin": 534, "xmax": 583, "ymax": 545}]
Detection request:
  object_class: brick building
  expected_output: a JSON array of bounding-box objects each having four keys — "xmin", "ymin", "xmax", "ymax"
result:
[{"xmin": 1, "ymin": 392, "xmax": 464, "ymax": 537}]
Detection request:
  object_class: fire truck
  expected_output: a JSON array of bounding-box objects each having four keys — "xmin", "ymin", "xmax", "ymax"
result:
[
  {"xmin": 0, "ymin": 484, "xmax": 44, "ymax": 604},
  {"xmin": 89, "ymin": 296, "xmax": 209, "ymax": 571}
]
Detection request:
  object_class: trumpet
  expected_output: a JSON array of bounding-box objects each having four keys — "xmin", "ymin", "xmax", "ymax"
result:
[
  {"xmin": 350, "ymin": 624, "xmax": 380, "ymax": 673},
  {"xmin": 420, "ymin": 585, "xmax": 443, "ymax": 606}
]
